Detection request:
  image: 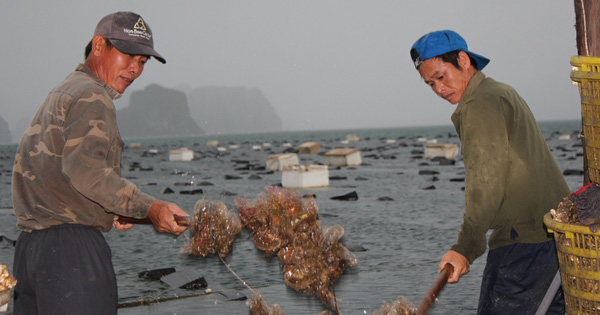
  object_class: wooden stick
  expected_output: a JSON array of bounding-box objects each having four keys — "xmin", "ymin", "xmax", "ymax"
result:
[
  {"xmin": 117, "ymin": 214, "xmax": 191, "ymax": 226},
  {"xmin": 416, "ymin": 264, "xmax": 454, "ymax": 315},
  {"xmin": 118, "ymin": 289, "xmax": 221, "ymax": 308}
]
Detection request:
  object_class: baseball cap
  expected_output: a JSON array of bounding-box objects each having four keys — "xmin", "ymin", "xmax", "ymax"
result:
[
  {"xmin": 94, "ymin": 11, "xmax": 166, "ymax": 64},
  {"xmin": 410, "ymin": 30, "xmax": 489, "ymax": 70}
]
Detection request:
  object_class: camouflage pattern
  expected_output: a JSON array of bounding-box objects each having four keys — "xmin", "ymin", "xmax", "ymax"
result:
[{"xmin": 12, "ymin": 64, "xmax": 156, "ymax": 232}]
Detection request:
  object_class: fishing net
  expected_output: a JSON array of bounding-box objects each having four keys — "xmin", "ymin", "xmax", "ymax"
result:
[
  {"xmin": 236, "ymin": 186, "xmax": 357, "ymax": 311},
  {"xmin": 181, "ymin": 199, "xmax": 242, "ymax": 258},
  {"xmin": 570, "ymin": 183, "xmax": 600, "ymax": 228}
]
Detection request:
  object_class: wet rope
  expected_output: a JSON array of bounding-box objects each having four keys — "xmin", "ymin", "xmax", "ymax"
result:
[
  {"xmin": 219, "ymin": 255, "xmax": 255, "ymax": 293},
  {"xmin": 331, "ymin": 284, "xmax": 340, "ymax": 315}
]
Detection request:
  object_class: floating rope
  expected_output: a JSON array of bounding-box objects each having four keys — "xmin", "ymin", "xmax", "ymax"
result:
[{"xmin": 219, "ymin": 255, "xmax": 255, "ymax": 293}]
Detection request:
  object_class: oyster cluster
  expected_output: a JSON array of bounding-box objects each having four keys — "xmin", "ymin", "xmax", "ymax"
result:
[
  {"xmin": 236, "ymin": 186, "xmax": 357, "ymax": 310},
  {"xmin": 0, "ymin": 265, "xmax": 16, "ymax": 291},
  {"xmin": 181, "ymin": 199, "xmax": 242, "ymax": 258},
  {"xmin": 249, "ymin": 290, "xmax": 284, "ymax": 315},
  {"xmin": 371, "ymin": 296, "xmax": 416, "ymax": 315},
  {"xmin": 550, "ymin": 196, "xmax": 578, "ymax": 224},
  {"xmin": 550, "ymin": 183, "xmax": 600, "ymax": 232}
]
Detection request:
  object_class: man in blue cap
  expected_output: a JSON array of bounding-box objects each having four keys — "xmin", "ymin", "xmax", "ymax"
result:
[{"xmin": 410, "ymin": 30, "xmax": 570, "ymax": 314}]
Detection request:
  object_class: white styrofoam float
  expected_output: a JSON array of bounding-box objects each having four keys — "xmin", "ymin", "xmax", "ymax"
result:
[
  {"xmin": 266, "ymin": 153, "xmax": 299, "ymax": 171},
  {"xmin": 424, "ymin": 143, "xmax": 458, "ymax": 160},
  {"xmin": 296, "ymin": 142, "xmax": 321, "ymax": 154},
  {"xmin": 282, "ymin": 164, "xmax": 329, "ymax": 188},
  {"xmin": 346, "ymin": 134, "xmax": 360, "ymax": 142},
  {"xmin": 325, "ymin": 148, "xmax": 362, "ymax": 167},
  {"xmin": 169, "ymin": 147, "xmax": 194, "ymax": 161},
  {"xmin": 206, "ymin": 140, "xmax": 219, "ymax": 147}
]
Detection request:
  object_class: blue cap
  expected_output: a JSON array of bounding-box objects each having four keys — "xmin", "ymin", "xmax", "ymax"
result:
[{"xmin": 410, "ymin": 30, "xmax": 489, "ymax": 70}]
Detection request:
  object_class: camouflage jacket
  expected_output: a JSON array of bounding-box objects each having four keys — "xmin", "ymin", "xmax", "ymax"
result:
[{"xmin": 12, "ymin": 64, "xmax": 156, "ymax": 232}]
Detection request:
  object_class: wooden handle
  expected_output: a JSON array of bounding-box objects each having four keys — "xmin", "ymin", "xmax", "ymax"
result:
[
  {"xmin": 117, "ymin": 214, "xmax": 190, "ymax": 226},
  {"xmin": 416, "ymin": 264, "xmax": 454, "ymax": 315}
]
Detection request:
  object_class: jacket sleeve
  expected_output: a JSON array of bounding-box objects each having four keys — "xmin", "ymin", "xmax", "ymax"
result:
[
  {"xmin": 450, "ymin": 97, "xmax": 510, "ymax": 263},
  {"xmin": 61, "ymin": 90, "xmax": 155, "ymax": 218}
]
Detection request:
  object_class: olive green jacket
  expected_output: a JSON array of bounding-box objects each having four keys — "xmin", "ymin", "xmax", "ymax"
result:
[
  {"xmin": 12, "ymin": 64, "xmax": 155, "ymax": 232},
  {"xmin": 450, "ymin": 71, "xmax": 570, "ymax": 263}
]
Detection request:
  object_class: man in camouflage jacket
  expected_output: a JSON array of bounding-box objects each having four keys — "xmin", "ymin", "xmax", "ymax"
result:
[{"xmin": 11, "ymin": 12, "xmax": 188, "ymax": 314}]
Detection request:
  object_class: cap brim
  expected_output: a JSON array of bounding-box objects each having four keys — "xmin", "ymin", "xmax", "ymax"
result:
[
  {"xmin": 110, "ymin": 39, "xmax": 166, "ymax": 64},
  {"xmin": 467, "ymin": 51, "xmax": 489, "ymax": 71}
]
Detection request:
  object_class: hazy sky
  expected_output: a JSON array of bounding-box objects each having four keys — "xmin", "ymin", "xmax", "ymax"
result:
[{"xmin": 0, "ymin": 1, "xmax": 581, "ymax": 134}]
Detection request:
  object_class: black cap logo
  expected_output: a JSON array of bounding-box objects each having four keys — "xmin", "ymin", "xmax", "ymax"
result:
[{"xmin": 134, "ymin": 18, "xmax": 146, "ymax": 32}]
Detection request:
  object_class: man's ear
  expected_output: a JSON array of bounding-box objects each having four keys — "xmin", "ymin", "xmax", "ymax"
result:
[
  {"xmin": 457, "ymin": 51, "xmax": 472, "ymax": 70},
  {"xmin": 90, "ymin": 34, "xmax": 107, "ymax": 57}
]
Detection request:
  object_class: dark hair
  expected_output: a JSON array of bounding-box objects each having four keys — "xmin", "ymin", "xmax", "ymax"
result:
[
  {"xmin": 84, "ymin": 37, "xmax": 113, "ymax": 59},
  {"xmin": 438, "ymin": 50, "xmax": 477, "ymax": 70}
]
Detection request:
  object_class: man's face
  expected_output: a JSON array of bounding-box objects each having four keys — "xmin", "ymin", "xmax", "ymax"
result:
[
  {"xmin": 95, "ymin": 45, "xmax": 148, "ymax": 94},
  {"xmin": 417, "ymin": 55, "xmax": 472, "ymax": 105}
]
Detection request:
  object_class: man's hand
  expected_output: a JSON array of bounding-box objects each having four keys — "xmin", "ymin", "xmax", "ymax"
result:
[
  {"xmin": 147, "ymin": 200, "xmax": 189, "ymax": 235},
  {"xmin": 112, "ymin": 216, "xmax": 134, "ymax": 231},
  {"xmin": 439, "ymin": 250, "xmax": 469, "ymax": 283}
]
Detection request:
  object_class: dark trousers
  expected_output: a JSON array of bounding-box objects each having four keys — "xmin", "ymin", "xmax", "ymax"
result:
[
  {"xmin": 478, "ymin": 240, "xmax": 564, "ymax": 315},
  {"xmin": 13, "ymin": 224, "xmax": 117, "ymax": 315}
]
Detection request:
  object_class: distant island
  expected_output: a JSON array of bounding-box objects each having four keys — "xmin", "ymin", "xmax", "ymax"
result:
[
  {"xmin": 2, "ymin": 83, "xmax": 284, "ymax": 144},
  {"xmin": 186, "ymin": 86, "xmax": 283, "ymax": 135},
  {"xmin": 117, "ymin": 84, "xmax": 205, "ymax": 139},
  {"xmin": 116, "ymin": 84, "xmax": 283, "ymax": 139},
  {"xmin": 0, "ymin": 116, "xmax": 11, "ymax": 145}
]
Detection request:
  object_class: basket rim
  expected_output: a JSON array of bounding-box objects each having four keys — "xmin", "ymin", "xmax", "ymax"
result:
[
  {"xmin": 571, "ymin": 55, "xmax": 600, "ymax": 66},
  {"xmin": 544, "ymin": 213, "xmax": 600, "ymax": 235}
]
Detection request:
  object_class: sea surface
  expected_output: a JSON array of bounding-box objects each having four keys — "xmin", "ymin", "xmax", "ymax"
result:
[{"xmin": 0, "ymin": 120, "xmax": 585, "ymax": 314}]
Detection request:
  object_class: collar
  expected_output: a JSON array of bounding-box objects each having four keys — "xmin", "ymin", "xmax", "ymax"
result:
[
  {"xmin": 453, "ymin": 71, "xmax": 485, "ymax": 116},
  {"xmin": 75, "ymin": 64, "xmax": 122, "ymax": 100}
]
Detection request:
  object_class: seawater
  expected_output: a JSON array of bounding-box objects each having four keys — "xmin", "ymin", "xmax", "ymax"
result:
[{"xmin": 0, "ymin": 120, "xmax": 585, "ymax": 314}]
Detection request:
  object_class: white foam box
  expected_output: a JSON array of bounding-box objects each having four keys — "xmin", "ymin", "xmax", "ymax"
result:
[
  {"xmin": 296, "ymin": 142, "xmax": 321, "ymax": 154},
  {"xmin": 169, "ymin": 148, "xmax": 194, "ymax": 161},
  {"xmin": 346, "ymin": 134, "xmax": 360, "ymax": 142},
  {"xmin": 266, "ymin": 153, "xmax": 299, "ymax": 171},
  {"xmin": 282, "ymin": 164, "xmax": 329, "ymax": 188},
  {"xmin": 206, "ymin": 140, "xmax": 219, "ymax": 147},
  {"xmin": 325, "ymin": 148, "xmax": 362, "ymax": 166},
  {"xmin": 558, "ymin": 134, "xmax": 571, "ymax": 140},
  {"xmin": 424, "ymin": 143, "xmax": 458, "ymax": 160}
]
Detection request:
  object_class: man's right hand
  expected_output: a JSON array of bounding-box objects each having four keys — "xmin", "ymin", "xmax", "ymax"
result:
[
  {"xmin": 439, "ymin": 250, "xmax": 469, "ymax": 283},
  {"xmin": 147, "ymin": 200, "xmax": 189, "ymax": 235}
]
